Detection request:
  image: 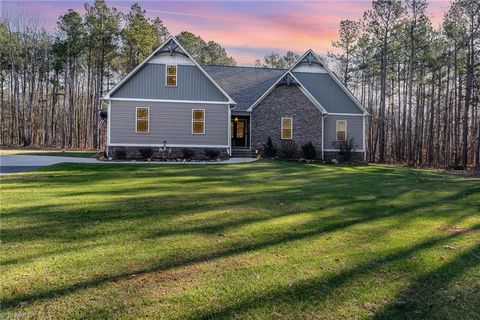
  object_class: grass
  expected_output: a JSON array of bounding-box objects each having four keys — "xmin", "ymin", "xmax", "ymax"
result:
[
  {"xmin": 1, "ymin": 161, "xmax": 479, "ymax": 319},
  {"xmin": 0, "ymin": 148, "xmax": 97, "ymax": 158}
]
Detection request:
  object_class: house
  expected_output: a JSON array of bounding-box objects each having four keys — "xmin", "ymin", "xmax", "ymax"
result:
[{"xmin": 102, "ymin": 36, "xmax": 368, "ymax": 160}]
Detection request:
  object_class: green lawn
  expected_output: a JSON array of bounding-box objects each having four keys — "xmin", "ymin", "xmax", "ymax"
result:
[
  {"xmin": 0, "ymin": 149, "xmax": 97, "ymax": 158},
  {"xmin": 1, "ymin": 161, "xmax": 479, "ymax": 319}
]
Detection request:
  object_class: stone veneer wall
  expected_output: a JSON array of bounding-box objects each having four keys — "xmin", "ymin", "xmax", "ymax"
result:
[
  {"xmin": 251, "ymin": 83, "xmax": 323, "ymax": 156},
  {"xmin": 107, "ymin": 146, "xmax": 229, "ymax": 160}
]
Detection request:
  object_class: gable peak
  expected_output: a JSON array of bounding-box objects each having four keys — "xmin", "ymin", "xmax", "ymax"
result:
[{"xmin": 299, "ymin": 50, "xmax": 324, "ymax": 67}]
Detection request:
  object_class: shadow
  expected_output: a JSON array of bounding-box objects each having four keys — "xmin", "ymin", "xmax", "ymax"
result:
[
  {"xmin": 188, "ymin": 226, "xmax": 480, "ymax": 320},
  {"xmin": 0, "ymin": 166, "xmax": 42, "ymax": 174},
  {"xmin": 1, "ymin": 161, "xmax": 479, "ymax": 316},
  {"xmin": 0, "ymin": 213, "xmax": 387, "ymax": 309},
  {"xmin": 372, "ymin": 244, "xmax": 480, "ymax": 319}
]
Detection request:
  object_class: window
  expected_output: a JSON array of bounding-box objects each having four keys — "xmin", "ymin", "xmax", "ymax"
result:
[
  {"xmin": 336, "ymin": 120, "xmax": 347, "ymax": 141},
  {"xmin": 281, "ymin": 117, "xmax": 292, "ymax": 140},
  {"xmin": 166, "ymin": 65, "xmax": 177, "ymax": 86},
  {"xmin": 192, "ymin": 109, "xmax": 205, "ymax": 134},
  {"xmin": 136, "ymin": 107, "xmax": 149, "ymax": 133},
  {"xmin": 236, "ymin": 121, "xmax": 245, "ymax": 138}
]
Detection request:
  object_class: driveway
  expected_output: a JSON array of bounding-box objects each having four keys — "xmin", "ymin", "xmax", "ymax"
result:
[
  {"xmin": 0, "ymin": 155, "xmax": 99, "ymax": 175},
  {"xmin": 0, "ymin": 154, "xmax": 256, "ymax": 175}
]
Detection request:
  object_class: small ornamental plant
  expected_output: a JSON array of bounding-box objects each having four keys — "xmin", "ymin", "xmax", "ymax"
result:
[
  {"xmin": 139, "ymin": 147, "xmax": 155, "ymax": 160},
  {"xmin": 262, "ymin": 136, "xmax": 277, "ymax": 158},
  {"xmin": 114, "ymin": 148, "xmax": 127, "ymax": 160},
  {"xmin": 301, "ymin": 142, "xmax": 317, "ymax": 159},
  {"xmin": 181, "ymin": 148, "xmax": 195, "ymax": 160},
  {"xmin": 279, "ymin": 141, "xmax": 298, "ymax": 159},
  {"xmin": 204, "ymin": 148, "xmax": 220, "ymax": 160}
]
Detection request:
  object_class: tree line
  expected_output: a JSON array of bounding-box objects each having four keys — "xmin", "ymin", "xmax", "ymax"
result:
[
  {"xmin": 1, "ymin": 0, "xmax": 479, "ymax": 170},
  {"xmin": 327, "ymin": 0, "xmax": 479, "ymax": 170},
  {"xmin": 0, "ymin": 0, "xmax": 235, "ymax": 150}
]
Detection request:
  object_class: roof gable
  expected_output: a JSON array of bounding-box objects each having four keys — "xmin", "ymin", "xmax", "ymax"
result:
[
  {"xmin": 242, "ymin": 49, "xmax": 367, "ymax": 115},
  {"xmin": 246, "ymin": 71, "xmax": 327, "ymax": 114},
  {"xmin": 103, "ymin": 37, "xmax": 235, "ymax": 104},
  {"xmin": 291, "ymin": 50, "xmax": 326, "ymax": 70},
  {"xmin": 290, "ymin": 50, "xmax": 367, "ymax": 115}
]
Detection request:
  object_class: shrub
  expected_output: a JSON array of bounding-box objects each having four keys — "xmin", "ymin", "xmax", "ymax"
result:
[
  {"xmin": 114, "ymin": 148, "xmax": 127, "ymax": 160},
  {"xmin": 279, "ymin": 141, "xmax": 298, "ymax": 159},
  {"xmin": 332, "ymin": 138, "xmax": 356, "ymax": 162},
  {"xmin": 301, "ymin": 142, "xmax": 316, "ymax": 159},
  {"xmin": 204, "ymin": 148, "xmax": 220, "ymax": 160},
  {"xmin": 262, "ymin": 136, "xmax": 276, "ymax": 157},
  {"xmin": 448, "ymin": 161, "xmax": 464, "ymax": 170},
  {"xmin": 181, "ymin": 148, "xmax": 195, "ymax": 160},
  {"xmin": 139, "ymin": 147, "xmax": 155, "ymax": 160}
]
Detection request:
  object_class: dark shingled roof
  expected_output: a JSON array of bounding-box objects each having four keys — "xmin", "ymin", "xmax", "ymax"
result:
[{"xmin": 202, "ymin": 65, "xmax": 286, "ymax": 111}]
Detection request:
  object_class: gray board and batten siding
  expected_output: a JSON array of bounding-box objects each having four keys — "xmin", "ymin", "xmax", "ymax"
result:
[
  {"xmin": 293, "ymin": 72, "xmax": 363, "ymax": 114},
  {"xmin": 324, "ymin": 115, "xmax": 364, "ymax": 151},
  {"xmin": 112, "ymin": 64, "xmax": 229, "ymax": 102},
  {"xmin": 110, "ymin": 100, "xmax": 229, "ymax": 146}
]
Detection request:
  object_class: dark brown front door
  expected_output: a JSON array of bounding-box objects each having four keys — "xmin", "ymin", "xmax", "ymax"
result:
[{"xmin": 231, "ymin": 119, "xmax": 246, "ymax": 147}]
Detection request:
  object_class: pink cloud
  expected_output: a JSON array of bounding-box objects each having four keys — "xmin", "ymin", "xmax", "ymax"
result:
[{"xmin": 4, "ymin": 0, "xmax": 450, "ymax": 65}]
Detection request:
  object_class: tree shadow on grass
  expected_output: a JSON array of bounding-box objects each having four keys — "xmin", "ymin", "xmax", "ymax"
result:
[
  {"xmin": 1, "ymin": 162, "xmax": 479, "ymax": 313},
  {"xmin": 2, "ymin": 199, "xmax": 478, "ymax": 311},
  {"xmin": 372, "ymin": 244, "xmax": 480, "ymax": 320},
  {"xmin": 187, "ymin": 225, "xmax": 480, "ymax": 320},
  {"xmin": 187, "ymin": 228, "xmax": 480, "ymax": 320},
  {"xmin": 0, "ymin": 212, "xmax": 389, "ymax": 309},
  {"xmin": 2, "ymin": 176, "xmax": 476, "ymax": 246}
]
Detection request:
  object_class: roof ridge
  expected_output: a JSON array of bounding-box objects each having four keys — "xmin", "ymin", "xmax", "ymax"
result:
[{"xmin": 201, "ymin": 64, "xmax": 287, "ymax": 71}]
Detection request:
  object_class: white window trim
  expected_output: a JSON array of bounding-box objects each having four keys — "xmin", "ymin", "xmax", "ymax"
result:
[
  {"xmin": 336, "ymin": 120, "xmax": 347, "ymax": 141},
  {"xmin": 135, "ymin": 107, "xmax": 150, "ymax": 134},
  {"xmin": 165, "ymin": 64, "xmax": 177, "ymax": 87},
  {"xmin": 192, "ymin": 109, "xmax": 205, "ymax": 135},
  {"xmin": 281, "ymin": 117, "xmax": 293, "ymax": 140}
]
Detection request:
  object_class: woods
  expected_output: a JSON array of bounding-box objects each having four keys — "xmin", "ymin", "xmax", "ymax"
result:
[
  {"xmin": 329, "ymin": 0, "xmax": 479, "ymax": 169},
  {"xmin": 0, "ymin": 0, "xmax": 235, "ymax": 150},
  {"xmin": 0, "ymin": 0, "xmax": 479, "ymax": 170}
]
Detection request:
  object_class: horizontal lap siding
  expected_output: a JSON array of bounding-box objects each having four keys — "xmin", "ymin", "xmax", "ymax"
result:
[
  {"xmin": 112, "ymin": 64, "xmax": 228, "ymax": 102},
  {"xmin": 110, "ymin": 100, "xmax": 228, "ymax": 146},
  {"xmin": 324, "ymin": 115, "xmax": 364, "ymax": 151}
]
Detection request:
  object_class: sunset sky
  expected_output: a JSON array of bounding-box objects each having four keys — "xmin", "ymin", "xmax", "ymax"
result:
[{"xmin": 3, "ymin": 0, "xmax": 450, "ymax": 65}]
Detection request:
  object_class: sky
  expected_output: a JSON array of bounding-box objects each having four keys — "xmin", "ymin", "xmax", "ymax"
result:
[{"xmin": 2, "ymin": 0, "xmax": 450, "ymax": 65}]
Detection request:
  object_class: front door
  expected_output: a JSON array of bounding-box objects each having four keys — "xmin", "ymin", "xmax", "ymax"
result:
[{"xmin": 231, "ymin": 119, "xmax": 247, "ymax": 147}]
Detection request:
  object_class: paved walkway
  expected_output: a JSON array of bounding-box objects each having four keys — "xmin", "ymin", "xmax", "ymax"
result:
[{"xmin": 0, "ymin": 155, "xmax": 257, "ymax": 175}]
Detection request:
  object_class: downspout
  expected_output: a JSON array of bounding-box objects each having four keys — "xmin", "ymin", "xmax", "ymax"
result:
[
  {"xmin": 322, "ymin": 114, "xmax": 327, "ymax": 160},
  {"xmin": 249, "ymin": 112, "xmax": 252, "ymax": 151},
  {"xmin": 227, "ymin": 105, "xmax": 232, "ymax": 156},
  {"xmin": 363, "ymin": 115, "xmax": 366, "ymax": 162},
  {"xmin": 106, "ymin": 100, "xmax": 111, "ymax": 157}
]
